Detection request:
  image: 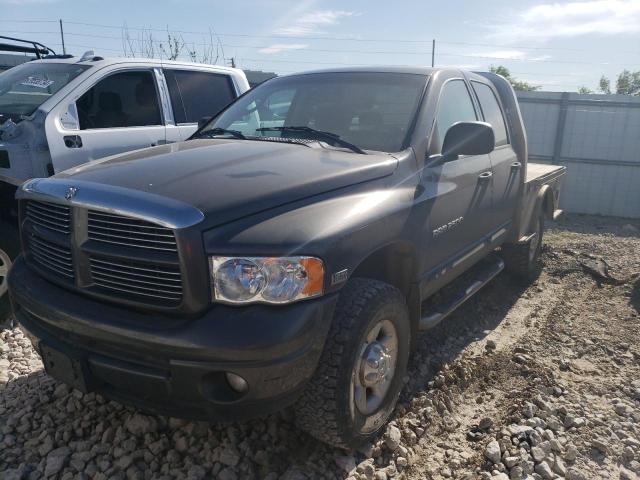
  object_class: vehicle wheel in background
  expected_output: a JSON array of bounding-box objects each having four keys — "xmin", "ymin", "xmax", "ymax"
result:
[
  {"xmin": 0, "ymin": 221, "xmax": 20, "ymax": 327},
  {"xmin": 501, "ymin": 209, "xmax": 545, "ymax": 280},
  {"xmin": 295, "ymin": 278, "xmax": 410, "ymax": 449},
  {"xmin": 0, "ymin": 247, "xmax": 12, "ymax": 325}
]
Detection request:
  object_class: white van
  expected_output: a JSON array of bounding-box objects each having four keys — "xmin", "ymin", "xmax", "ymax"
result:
[
  {"xmin": 0, "ymin": 53, "xmax": 250, "ymax": 185},
  {"xmin": 0, "ymin": 52, "xmax": 249, "ymax": 321}
]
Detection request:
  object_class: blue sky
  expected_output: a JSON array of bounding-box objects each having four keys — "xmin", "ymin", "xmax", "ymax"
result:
[{"xmin": 2, "ymin": 0, "xmax": 640, "ymax": 91}]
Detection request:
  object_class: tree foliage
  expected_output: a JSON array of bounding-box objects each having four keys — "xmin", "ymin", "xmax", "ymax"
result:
[
  {"xmin": 577, "ymin": 86, "xmax": 593, "ymax": 94},
  {"xmin": 489, "ymin": 66, "xmax": 541, "ymax": 92},
  {"xmin": 598, "ymin": 76, "xmax": 611, "ymax": 95},
  {"xmin": 598, "ymin": 70, "xmax": 640, "ymax": 96}
]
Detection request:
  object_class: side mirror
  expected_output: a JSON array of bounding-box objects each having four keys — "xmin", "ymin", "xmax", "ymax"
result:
[
  {"xmin": 198, "ymin": 116, "xmax": 213, "ymax": 130},
  {"xmin": 442, "ymin": 121, "xmax": 495, "ymax": 159}
]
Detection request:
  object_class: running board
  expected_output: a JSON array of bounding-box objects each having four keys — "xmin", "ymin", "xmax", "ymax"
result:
[{"xmin": 419, "ymin": 255, "xmax": 505, "ymax": 330}]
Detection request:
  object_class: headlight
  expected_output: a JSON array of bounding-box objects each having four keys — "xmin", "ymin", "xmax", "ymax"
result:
[{"xmin": 210, "ymin": 256, "xmax": 324, "ymax": 304}]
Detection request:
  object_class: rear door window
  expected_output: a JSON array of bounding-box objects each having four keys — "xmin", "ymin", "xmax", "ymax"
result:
[
  {"xmin": 472, "ymin": 81, "xmax": 509, "ymax": 146},
  {"xmin": 432, "ymin": 79, "xmax": 478, "ymax": 153},
  {"xmin": 76, "ymin": 70, "xmax": 161, "ymax": 130},
  {"xmin": 164, "ymin": 70, "xmax": 236, "ymax": 124}
]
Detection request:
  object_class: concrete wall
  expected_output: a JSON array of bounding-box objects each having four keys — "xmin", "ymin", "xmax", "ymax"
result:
[{"xmin": 517, "ymin": 91, "xmax": 640, "ymax": 218}]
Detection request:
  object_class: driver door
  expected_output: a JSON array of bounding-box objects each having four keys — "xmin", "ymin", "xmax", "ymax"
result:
[
  {"xmin": 46, "ymin": 69, "xmax": 166, "ymax": 173},
  {"xmin": 420, "ymin": 79, "xmax": 495, "ymax": 275}
]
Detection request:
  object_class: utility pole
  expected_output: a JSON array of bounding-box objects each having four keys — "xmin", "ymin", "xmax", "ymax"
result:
[
  {"xmin": 431, "ymin": 39, "xmax": 435, "ymax": 67},
  {"xmin": 59, "ymin": 19, "xmax": 66, "ymax": 55}
]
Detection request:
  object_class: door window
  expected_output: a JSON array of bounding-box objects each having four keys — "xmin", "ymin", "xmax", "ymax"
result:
[
  {"xmin": 164, "ymin": 70, "xmax": 236, "ymax": 124},
  {"xmin": 76, "ymin": 71, "xmax": 161, "ymax": 130},
  {"xmin": 472, "ymin": 82, "xmax": 509, "ymax": 146},
  {"xmin": 432, "ymin": 80, "xmax": 477, "ymax": 153}
]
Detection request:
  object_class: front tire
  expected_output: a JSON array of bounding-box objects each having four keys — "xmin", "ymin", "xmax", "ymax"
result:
[
  {"xmin": 295, "ymin": 278, "xmax": 410, "ymax": 449},
  {"xmin": 0, "ymin": 247, "xmax": 12, "ymax": 326},
  {"xmin": 0, "ymin": 222, "xmax": 20, "ymax": 328}
]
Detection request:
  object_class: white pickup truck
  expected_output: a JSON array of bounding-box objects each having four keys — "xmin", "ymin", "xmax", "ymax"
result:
[{"xmin": 0, "ymin": 52, "xmax": 250, "ymax": 320}]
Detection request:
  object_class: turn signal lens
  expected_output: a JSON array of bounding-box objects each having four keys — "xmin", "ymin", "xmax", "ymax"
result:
[{"xmin": 210, "ymin": 256, "xmax": 324, "ymax": 304}]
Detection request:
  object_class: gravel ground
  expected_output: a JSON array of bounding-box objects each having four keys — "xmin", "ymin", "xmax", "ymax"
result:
[{"xmin": 1, "ymin": 214, "xmax": 639, "ymax": 480}]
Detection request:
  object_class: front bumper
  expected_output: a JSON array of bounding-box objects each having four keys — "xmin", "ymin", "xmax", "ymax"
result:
[{"xmin": 8, "ymin": 256, "xmax": 338, "ymax": 420}]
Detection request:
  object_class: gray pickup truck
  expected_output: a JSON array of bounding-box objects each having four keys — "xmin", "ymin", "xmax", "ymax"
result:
[{"xmin": 7, "ymin": 67, "xmax": 564, "ymax": 448}]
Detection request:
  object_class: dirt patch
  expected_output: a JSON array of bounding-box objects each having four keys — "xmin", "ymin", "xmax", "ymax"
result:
[{"xmin": 1, "ymin": 214, "xmax": 639, "ymax": 480}]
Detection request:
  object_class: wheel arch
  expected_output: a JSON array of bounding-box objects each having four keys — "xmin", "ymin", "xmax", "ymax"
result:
[
  {"xmin": 538, "ymin": 184, "xmax": 555, "ymax": 221},
  {"xmin": 350, "ymin": 241, "xmax": 421, "ymax": 348}
]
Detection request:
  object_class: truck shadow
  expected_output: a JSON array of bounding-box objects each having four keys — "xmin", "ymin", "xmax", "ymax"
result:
[{"xmin": 403, "ymin": 269, "xmax": 531, "ymax": 397}]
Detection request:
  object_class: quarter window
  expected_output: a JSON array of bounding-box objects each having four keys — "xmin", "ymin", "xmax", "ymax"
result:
[
  {"xmin": 164, "ymin": 70, "xmax": 236, "ymax": 124},
  {"xmin": 472, "ymin": 82, "xmax": 509, "ymax": 146},
  {"xmin": 76, "ymin": 71, "xmax": 161, "ymax": 130},
  {"xmin": 433, "ymin": 80, "xmax": 477, "ymax": 153}
]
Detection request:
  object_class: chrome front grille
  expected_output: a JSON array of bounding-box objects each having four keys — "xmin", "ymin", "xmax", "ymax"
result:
[
  {"xmin": 89, "ymin": 257, "xmax": 182, "ymax": 303},
  {"xmin": 27, "ymin": 235, "xmax": 74, "ymax": 279},
  {"xmin": 23, "ymin": 200, "xmax": 184, "ymax": 307},
  {"xmin": 88, "ymin": 211, "xmax": 178, "ymax": 252},
  {"xmin": 25, "ymin": 201, "xmax": 71, "ymax": 234}
]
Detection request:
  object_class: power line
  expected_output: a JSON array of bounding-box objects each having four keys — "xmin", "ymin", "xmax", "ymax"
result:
[
  {"xmin": 5, "ymin": 28, "xmax": 635, "ymax": 67},
  {"xmin": 3, "ymin": 18, "xmax": 640, "ymax": 57}
]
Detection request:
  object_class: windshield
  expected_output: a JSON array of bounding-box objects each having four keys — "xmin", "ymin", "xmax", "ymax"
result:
[
  {"xmin": 0, "ymin": 62, "xmax": 90, "ymax": 118},
  {"xmin": 201, "ymin": 72, "xmax": 427, "ymax": 153}
]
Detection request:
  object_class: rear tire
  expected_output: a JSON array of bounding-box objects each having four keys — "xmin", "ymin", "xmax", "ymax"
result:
[
  {"xmin": 502, "ymin": 209, "xmax": 545, "ymax": 280},
  {"xmin": 295, "ymin": 278, "xmax": 410, "ymax": 449}
]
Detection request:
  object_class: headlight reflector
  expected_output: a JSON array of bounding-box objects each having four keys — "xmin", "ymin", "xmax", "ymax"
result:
[{"xmin": 211, "ymin": 256, "xmax": 324, "ymax": 304}]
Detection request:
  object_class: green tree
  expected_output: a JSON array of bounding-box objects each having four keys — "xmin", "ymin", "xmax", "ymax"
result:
[
  {"xmin": 598, "ymin": 75, "xmax": 611, "ymax": 94},
  {"xmin": 615, "ymin": 69, "xmax": 640, "ymax": 96},
  {"xmin": 578, "ymin": 86, "xmax": 593, "ymax": 94},
  {"xmin": 598, "ymin": 70, "xmax": 640, "ymax": 96},
  {"xmin": 489, "ymin": 65, "xmax": 541, "ymax": 91}
]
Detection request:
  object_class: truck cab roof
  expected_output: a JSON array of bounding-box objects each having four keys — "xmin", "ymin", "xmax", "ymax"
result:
[
  {"xmin": 29, "ymin": 54, "xmax": 244, "ymax": 75},
  {"xmin": 280, "ymin": 66, "xmax": 489, "ymax": 82}
]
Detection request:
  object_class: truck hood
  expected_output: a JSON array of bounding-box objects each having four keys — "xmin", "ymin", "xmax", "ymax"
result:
[{"xmin": 57, "ymin": 139, "xmax": 397, "ymax": 227}]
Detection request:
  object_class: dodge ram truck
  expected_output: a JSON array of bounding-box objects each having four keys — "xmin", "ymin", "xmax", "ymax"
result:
[{"xmin": 7, "ymin": 67, "xmax": 565, "ymax": 448}]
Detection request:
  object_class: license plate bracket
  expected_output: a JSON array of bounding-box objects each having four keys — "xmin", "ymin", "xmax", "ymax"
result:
[{"xmin": 40, "ymin": 344, "xmax": 91, "ymax": 393}]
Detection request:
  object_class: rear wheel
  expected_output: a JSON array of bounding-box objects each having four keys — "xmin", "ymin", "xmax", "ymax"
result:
[
  {"xmin": 502, "ymin": 209, "xmax": 545, "ymax": 280},
  {"xmin": 295, "ymin": 278, "xmax": 410, "ymax": 449}
]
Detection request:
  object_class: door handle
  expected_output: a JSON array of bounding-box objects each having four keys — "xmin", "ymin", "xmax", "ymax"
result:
[
  {"xmin": 511, "ymin": 162, "xmax": 522, "ymax": 170},
  {"xmin": 63, "ymin": 135, "xmax": 83, "ymax": 149},
  {"xmin": 478, "ymin": 171, "xmax": 493, "ymax": 181}
]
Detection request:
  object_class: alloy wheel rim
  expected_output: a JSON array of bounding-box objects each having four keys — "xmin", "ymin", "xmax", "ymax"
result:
[
  {"xmin": 0, "ymin": 249, "xmax": 11, "ymax": 298},
  {"xmin": 352, "ymin": 319, "xmax": 399, "ymax": 416}
]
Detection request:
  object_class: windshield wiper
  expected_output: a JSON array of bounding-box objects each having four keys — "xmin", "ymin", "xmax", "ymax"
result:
[
  {"xmin": 191, "ymin": 127, "xmax": 246, "ymax": 140},
  {"xmin": 256, "ymin": 126, "xmax": 366, "ymax": 154}
]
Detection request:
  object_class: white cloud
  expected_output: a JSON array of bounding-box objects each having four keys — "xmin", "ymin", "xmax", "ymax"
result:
[
  {"xmin": 491, "ymin": 0, "xmax": 640, "ymax": 41},
  {"xmin": 259, "ymin": 43, "xmax": 309, "ymax": 54},
  {"xmin": 275, "ymin": 10, "xmax": 355, "ymax": 36},
  {"xmin": 470, "ymin": 50, "xmax": 526, "ymax": 60}
]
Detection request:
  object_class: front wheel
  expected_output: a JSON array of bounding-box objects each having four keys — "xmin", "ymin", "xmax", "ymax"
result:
[
  {"xmin": 295, "ymin": 278, "xmax": 410, "ymax": 449},
  {"xmin": 0, "ymin": 247, "xmax": 12, "ymax": 326}
]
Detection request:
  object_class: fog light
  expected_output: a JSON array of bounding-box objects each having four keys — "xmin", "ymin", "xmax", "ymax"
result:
[{"xmin": 225, "ymin": 372, "xmax": 248, "ymax": 393}]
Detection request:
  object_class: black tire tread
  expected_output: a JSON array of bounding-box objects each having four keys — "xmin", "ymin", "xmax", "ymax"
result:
[
  {"xmin": 502, "ymin": 213, "xmax": 544, "ymax": 280},
  {"xmin": 294, "ymin": 278, "xmax": 406, "ymax": 448}
]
